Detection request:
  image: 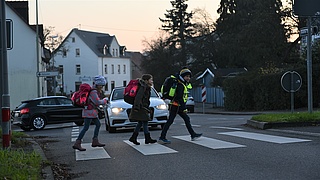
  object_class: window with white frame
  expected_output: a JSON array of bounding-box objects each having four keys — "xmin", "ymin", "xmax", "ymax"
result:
[
  {"xmin": 72, "ymin": 37, "xmax": 75, "ymax": 43},
  {"xmin": 112, "ymin": 49, "xmax": 115, "ymax": 56},
  {"xmin": 76, "ymin": 64, "xmax": 81, "ymax": 75},
  {"xmin": 58, "ymin": 65, "xmax": 63, "ymax": 74},
  {"xmin": 111, "ymin": 64, "xmax": 114, "ymax": 74},
  {"xmin": 123, "ymin": 65, "xmax": 126, "ymax": 74},
  {"xmin": 104, "ymin": 64, "xmax": 108, "ymax": 74},
  {"xmin": 116, "ymin": 49, "xmax": 118, "ymax": 57},
  {"xmin": 62, "ymin": 48, "xmax": 67, "ymax": 57},
  {"xmin": 117, "ymin": 65, "xmax": 120, "ymax": 74},
  {"xmin": 76, "ymin": 48, "xmax": 80, "ymax": 57}
]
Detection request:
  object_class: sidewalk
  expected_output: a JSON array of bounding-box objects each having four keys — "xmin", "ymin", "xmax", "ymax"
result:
[{"xmin": 194, "ymin": 102, "xmax": 320, "ymax": 137}]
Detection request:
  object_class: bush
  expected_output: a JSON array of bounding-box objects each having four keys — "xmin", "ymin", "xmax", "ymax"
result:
[{"xmin": 222, "ymin": 64, "xmax": 320, "ymax": 111}]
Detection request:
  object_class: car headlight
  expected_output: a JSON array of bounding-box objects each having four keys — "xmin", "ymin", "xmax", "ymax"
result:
[
  {"xmin": 156, "ymin": 104, "xmax": 168, "ymax": 110},
  {"xmin": 111, "ymin": 107, "xmax": 124, "ymax": 114}
]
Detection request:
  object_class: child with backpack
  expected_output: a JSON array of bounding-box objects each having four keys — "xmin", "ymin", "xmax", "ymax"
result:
[
  {"xmin": 128, "ymin": 74, "xmax": 157, "ymax": 145},
  {"xmin": 72, "ymin": 75, "xmax": 108, "ymax": 151},
  {"xmin": 159, "ymin": 68, "xmax": 202, "ymax": 144}
]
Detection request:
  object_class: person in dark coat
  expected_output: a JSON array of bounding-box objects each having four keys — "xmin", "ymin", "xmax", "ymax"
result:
[{"xmin": 129, "ymin": 74, "xmax": 157, "ymax": 145}]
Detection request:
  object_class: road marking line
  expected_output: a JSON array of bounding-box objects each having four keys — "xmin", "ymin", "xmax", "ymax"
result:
[
  {"xmin": 219, "ymin": 131, "xmax": 312, "ymax": 144},
  {"xmin": 180, "ymin": 123, "xmax": 201, "ymax": 127},
  {"xmin": 209, "ymin": 126, "xmax": 243, "ymax": 131},
  {"xmin": 124, "ymin": 140, "xmax": 178, "ymax": 155},
  {"xmin": 172, "ymin": 135, "xmax": 246, "ymax": 149},
  {"xmin": 75, "ymin": 143, "xmax": 111, "ymax": 161},
  {"xmin": 71, "ymin": 127, "xmax": 79, "ymax": 142}
]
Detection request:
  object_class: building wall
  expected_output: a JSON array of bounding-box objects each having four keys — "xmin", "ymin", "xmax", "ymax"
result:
[
  {"xmin": 6, "ymin": 3, "xmax": 45, "ymax": 109},
  {"xmin": 54, "ymin": 30, "xmax": 131, "ymax": 95},
  {"xmin": 55, "ymin": 31, "xmax": 98, "ymax": 94}
]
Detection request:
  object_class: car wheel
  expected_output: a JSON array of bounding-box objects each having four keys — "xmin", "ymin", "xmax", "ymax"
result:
[
  {"xmin": 20, "ymin": 126, "xmax": 31, "ymax": 131},
  {"xmin": 31, "ymin": 115, "xmax": 46, "ymax": 130}
]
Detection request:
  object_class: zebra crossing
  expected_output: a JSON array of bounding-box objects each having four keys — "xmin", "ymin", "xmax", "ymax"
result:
[{"xmin": 71, "ymin": 126, "xmax": 312, "ymax": 161}]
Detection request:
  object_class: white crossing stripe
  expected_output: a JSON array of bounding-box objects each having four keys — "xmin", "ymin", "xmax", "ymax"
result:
[
  {"xmin": 124, "ymin": 139, "xmax": 178, "ymax": 155},
  {"xmin": 71, "ymin": 127, "xmax": 79, "ymax": 142},
  {"xmin": 209, "ymin": 126, "xmax": 243, "ymax": 131},
  {"xmin": 75, "ymin": 143, "xmax": 111, "ymax": 161},
  {"xmin": 172, "ymin": 135, "xmax": 246, "ymax": 149},
  {"xmin": 219, "ymin": 131, "xmax": 311, "ymax": 144}
]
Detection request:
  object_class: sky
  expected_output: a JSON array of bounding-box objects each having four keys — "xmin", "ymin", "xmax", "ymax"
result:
[{"xmin": 26, "ymin": 0, "xmax": 220, "ymax": 52}]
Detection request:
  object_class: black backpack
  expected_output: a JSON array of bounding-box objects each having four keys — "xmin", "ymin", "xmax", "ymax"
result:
[{"xmin": 160, "ymin": 75, "xmax": 178, "ymax": 100}]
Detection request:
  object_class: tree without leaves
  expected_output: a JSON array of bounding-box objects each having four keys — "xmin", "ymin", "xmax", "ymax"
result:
[{"xmin": 141, "ymin": 35, "xmax": 177, "ymax": 90}]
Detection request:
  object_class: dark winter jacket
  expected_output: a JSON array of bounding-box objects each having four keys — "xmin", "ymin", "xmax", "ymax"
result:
[{"xmin": 129, "ymin": 79, "xmax": 151, "ymax": 121}]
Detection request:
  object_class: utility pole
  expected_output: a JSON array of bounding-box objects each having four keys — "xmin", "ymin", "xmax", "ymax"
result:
[
  {"xmin": 36, "ymin": 0, "xmax": 40, "ymax": 97},
  {"xmin": 1, "ymin": 0, "xmax": 11, "ymax": 149}
]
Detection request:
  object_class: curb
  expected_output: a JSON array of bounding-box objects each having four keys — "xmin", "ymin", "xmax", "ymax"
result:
[
  {"xmin": 246, "ymin": 120, "xmax": 320, "ymax": 130},
  {"xmin": 246, "ymin": 120, "xmax": 320, "ymax": 137},
  {"xmin": 246, "ymin": 120, "xmax": 271, "ymax": 129},
  {"xmin": 27, "ymin": 138, "xmax": 54, "ymax": 180}
]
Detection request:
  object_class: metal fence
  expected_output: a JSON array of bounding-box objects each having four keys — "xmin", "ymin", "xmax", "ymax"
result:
[{"xmin": 189, "ymin": 87, "xmax": 225, "ymax": 107}]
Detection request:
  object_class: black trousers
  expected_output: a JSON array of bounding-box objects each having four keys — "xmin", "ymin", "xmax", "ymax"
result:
[{"xmin": 160, "ymin": 105, "xmax": 195, "ymax": 139}]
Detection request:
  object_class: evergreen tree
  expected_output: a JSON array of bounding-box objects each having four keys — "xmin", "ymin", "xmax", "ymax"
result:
[
  {"xmin": 159, "ymin": 0, "xmax": 195, "ymax": 67},
  {"xmin": 215, "ymin": 0, "xmax": 289, "ymax": 70}
]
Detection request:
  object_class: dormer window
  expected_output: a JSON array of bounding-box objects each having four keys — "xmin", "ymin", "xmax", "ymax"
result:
[
  {"xmin": 112, "ymin": 49, "xmax": 115, "ymax": 56},
  {"xmin": 116, "ymin": 49, "xmax": 118, "ymax": 57},
  {"xmin": 103, "ymin": 45, "xmax": 108, "ymax": 55}
]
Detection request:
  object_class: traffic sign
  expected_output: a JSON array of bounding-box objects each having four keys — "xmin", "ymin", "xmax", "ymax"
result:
[
  {"xmin": 36, "ymin": 71, "xmax": 59, "ymax": 77},
  {"xmin": 281, "ymin": 71, "xmax": 302, "ymax": 93}
]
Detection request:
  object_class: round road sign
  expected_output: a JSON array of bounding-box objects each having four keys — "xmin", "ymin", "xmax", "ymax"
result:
[{"xmin": 281, "ymin": 71, "xmax": 302, "ymax": 92}]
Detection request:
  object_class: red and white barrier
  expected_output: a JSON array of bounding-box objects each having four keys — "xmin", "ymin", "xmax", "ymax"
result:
[{"xmin": 202, "ymin": 86, "xmax": 206, "ymax": 102}]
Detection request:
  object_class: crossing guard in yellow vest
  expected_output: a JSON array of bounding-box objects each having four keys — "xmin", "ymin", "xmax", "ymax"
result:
[{"xmin": 159, "ymin": 68, "xmax": 202, "ymax": 144}]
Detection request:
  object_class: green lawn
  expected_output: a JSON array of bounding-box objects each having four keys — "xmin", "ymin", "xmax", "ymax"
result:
[
  {"xmin": 251, "ymin": 111, "xmax": 320, "ymax": 123},
  {"xmin": 0, "ymin": 129, "xmax": 42, "ymax": 179}
]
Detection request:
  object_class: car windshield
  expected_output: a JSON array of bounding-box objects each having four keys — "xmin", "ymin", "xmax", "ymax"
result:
[{"xmin": 112, "ymin": 87, "xmax": 159, "ymax": 100}]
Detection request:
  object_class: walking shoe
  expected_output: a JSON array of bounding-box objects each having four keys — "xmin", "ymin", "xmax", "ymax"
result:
[
  {"xmin": 191, "ymin": 133, "xmax": 202, "ymax": 141},
  {"xmin": 158, "ymin": 138, "xmax": 171, "ymax": 144}
]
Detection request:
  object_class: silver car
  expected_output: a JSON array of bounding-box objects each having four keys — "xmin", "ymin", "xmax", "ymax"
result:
[{"xmin": 104, "ymin": 87, "xmax": 168, "ymax": 133}]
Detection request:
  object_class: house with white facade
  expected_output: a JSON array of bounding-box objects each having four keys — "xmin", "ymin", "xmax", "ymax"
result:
[
  {"xmin": 54, "ymin": 28, "xmax": 131, "ymax": 95},
  {"xmin": 5, "ymin": 1, "xmax": 46, "ymax": 109}
]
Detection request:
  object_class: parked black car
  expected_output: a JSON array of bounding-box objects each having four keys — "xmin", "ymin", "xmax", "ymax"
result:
[{"xmin": 11, "ymin": 96, "xmax": 84, "ymax": 131}]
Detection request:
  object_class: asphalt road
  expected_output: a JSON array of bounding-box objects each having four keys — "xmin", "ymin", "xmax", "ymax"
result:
[{"xmin": 16, "ymin": 113, "xmax": 320, "ymax": 180}]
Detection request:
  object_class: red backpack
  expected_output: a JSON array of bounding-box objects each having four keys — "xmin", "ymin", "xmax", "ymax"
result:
[
  {"xmin": 71, "ymin": 83, "xmax": 93, "ymax": 107},
  {"xmin": 123, "ymin": 79, "xmax": 139, "ymax": 105}
]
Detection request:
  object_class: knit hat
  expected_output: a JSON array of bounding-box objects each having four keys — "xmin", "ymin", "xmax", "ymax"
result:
[
  {"xmin": 180, "ymin": 68, "xmax": 192, "ymax": 77},
  {"xmin": 141, "ymin": 74, "xmax": 153, "ymax": 81},
  {"xmin": 93, "ymin": 75, "xmax": 106, "ymax": 86}
]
